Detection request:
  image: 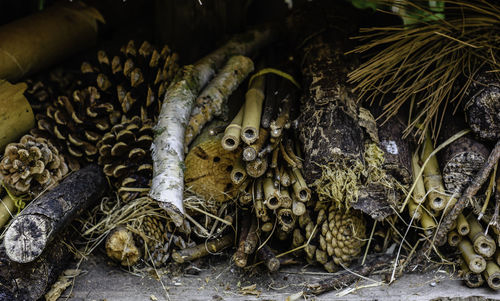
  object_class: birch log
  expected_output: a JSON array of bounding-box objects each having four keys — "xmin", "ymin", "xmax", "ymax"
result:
[{"xmin": 150, "ymin": 26, "xmax": 276, "ymax": 226}]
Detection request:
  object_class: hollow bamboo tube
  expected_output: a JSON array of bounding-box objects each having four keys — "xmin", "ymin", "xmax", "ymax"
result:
[
  {"xmin": 484, "ymin": 261, "xmax": 500, "ymax": 290},
  {"xmin": 448, "ymin": 230, "xmax": 462, "ymax": 247},
  {"xmin": 420, "ymin": 210, "xmax": 436, "ymax": 236},
  {"xmin": 172, "ymin": 234, "xmax": 233, "ymax": 263},
  {"xmin": 0, "ymin": 80, "xmax": 35, "ymax": 152},
  {"xmin": 263, "ymin": 177, "xmax": 281, "ymax": 210},
  {"xmin": 460, "ymin": 261, "xmax": 485, "ymax": 288},
  {"xmin": 408, "ymin": 200, "xmax": 422, "ymax": 220},
  {"xmin": 222, "ymin": 105, "xmax": 244, "ymax": 151},
  {"xmin": 457, "ymin": 213, "xmax": 470, "ymax": 236},
  {"xmin": 458, "ymin": 239, "xmax": 487, "ymax": 274},
  {"xmin": 467, "ymin": 215, "xmax": 497, "ymax": 258},
  {"xmin": 243, "ymin": 128, "xmax": 269, "ymax": 162},
  {"xmin": 421, "ymin": 133, "xmax": 448, "ymax": 211},
  {"xmin": 231, "ymin": 158, "xmax": 247, "ymax": 185},
  {"xmin": 246, "ymin": 157, "xmax": 268, "ymax": 178},
  {"xmin": 241, "ymin": 75, "xmax": 265, "ymax": 145},
  {"xmin": 277, "ymin": 208, "xmax": 295, "ymax": 233},
  {"xmin": 279, "ymin": 189, "xmax": 292, "ymax": 209},
  {"xmin": 0, "ymin": 195, "xmax": 16, "ymax": 228},
  {"xmin": 270, "ymin": 146, "xmax": 279, "ymax": 169},
  {"xmin": 291, "ymin": 167, "xmax": 311, "ymax": 202},
  {"xmin": 411, "ymin": 152, "xmax": 427, "ymax": 204}
]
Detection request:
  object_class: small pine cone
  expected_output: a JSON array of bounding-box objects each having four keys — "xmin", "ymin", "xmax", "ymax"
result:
[
  {"xmin": 97, "ymin": 116, "xmax": 153, "ymax": 201},
  {"xmin": 142, "ymin": 215, "xmax": 171, "ymax": 266},
  {"xmin": 318, "ymin": 207, "xmax": 366, "ymax": 266},
  {"xmin": 0, "ymin": 135, "xmax": 69, "ymax": 196},
  {"xmin": 81, "ymin": 40, "xmax": 179, "ymax": 122}
]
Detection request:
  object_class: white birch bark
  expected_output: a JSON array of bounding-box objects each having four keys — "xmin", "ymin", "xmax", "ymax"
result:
[{"xmin": 150, "ymin": 27, "xmax": 275, "ymax": 226}]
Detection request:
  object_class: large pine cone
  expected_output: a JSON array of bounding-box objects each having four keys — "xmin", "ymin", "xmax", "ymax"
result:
[
  {"xmin": 34, "ymin": 41, "xmax": 178, "ymax": 168},
  {"xmin": 0, "ymin": 135, "xmax": 69, "ymax": 196},
  {"xmin": 141, "ymin": 215, "xmax": 172, "ymax": 267},
  {"xmin": 97, "ymin": 116, "xmax": 153, "ymax": 201},
  {"xmin": 299, "ymin": 206, "xmax": 366, "ymax": 271},
  {"xmin": 81, "ymin": 40, "xmax": 179, "ymax": 121},
  {"xmin": 24, "ymin": 68, "xmax": 81, "ymax": 115}
]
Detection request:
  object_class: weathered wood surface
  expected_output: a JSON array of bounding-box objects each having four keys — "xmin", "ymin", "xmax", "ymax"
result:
[
  {"xmin": 3, "ymin": 164, "xmax": 106, "ymax": 263},
  {"xmin": 0, "ymin": 237, "xmax": 72, "ymax": 301}
]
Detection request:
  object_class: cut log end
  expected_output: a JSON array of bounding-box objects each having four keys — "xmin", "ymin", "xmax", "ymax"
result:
[{"xmin": 4, "ymin": 215, "xmax": 49, "ymax": 263}]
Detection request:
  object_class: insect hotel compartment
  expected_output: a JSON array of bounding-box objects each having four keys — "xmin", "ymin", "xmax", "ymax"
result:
[{"xmin": 0, "ymin": 0, "xmax": 499, "ymax": 300}]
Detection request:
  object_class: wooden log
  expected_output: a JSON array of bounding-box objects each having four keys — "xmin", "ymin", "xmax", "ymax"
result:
[
  {"xmin": 0, "ymin": 80, "xmax": 35, "ymax": 152},
  {"xmin": 257, "ymin": 245, "xmax": 280, "ymax": 272},
  {"xmin": 438, "ymin": 113, "xmax": 490, "ymax": 195},
  {"xmin": 372, "ymin": 110, "xmax": 412, "ymax": 185},
  {"xmin": 464, "ymin": 71, "xmax": 500, "ymax": 141},
  {"xmin": 0, "ymin": 2, "xmax": 103, "ymax": 81},
  {"xmin": 3, "ymin": 164, "xmax": 106, "ymax": 263},
  {"xmin": 0, "ymin": 237, "xmax": 72, "ymax": 301},
  {"xmin": 171, "ymin": 234, "xmax": 233, "ymax": 263}
]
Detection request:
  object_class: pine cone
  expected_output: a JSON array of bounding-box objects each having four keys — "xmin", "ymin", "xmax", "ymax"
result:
[
  {"xmin": 299, "ymin": 206, "xmax": 366, "ymax": 270},
  {"xmin": 97, "ymin": 116, "xmax": 153, "ymax": 201},
  {"xmin": 142, "ymin": 215, "xmax": 171, "ymax": 266},
  {"xmin": 0, "ymin": 135, "xmax": 69, "ymax": 196},
  {"xmin": 34, "ymin": 41, "xmax": 178, "ymax": 167},
  {"xmin": 81, "ymin": 40, "xmax": 179, "ymax": 121},
  {"xmin": 24, "ymin": 68, "xmax": 82, "ymax": 115}
]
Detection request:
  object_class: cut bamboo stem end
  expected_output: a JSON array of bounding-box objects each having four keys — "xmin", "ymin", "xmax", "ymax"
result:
[
  {"xmin": 484, "ymin": 261, "xmax": 500, "ymax": 290},
  {"xmin": 263, "ymin": 177, "xmax": 281, "ymax": 210},
  {"xmin": 241, "ymin": 75, "xmax": 265, "ymax": 145},
  {"xmin": 261, "ymin": 221, "xmax": 273, "ymax": 232},
  {"xmin": 292, "ymin": 198, "xmax": 306, "ymax": 216},
  {"xmin": 231, "ymin": 158, "xmax": 247, "ymax": 185},
  {"xmin": 291, "ymin": 167, "xmax": 311, "ymax": 202},
  {"xmin": 461, "ymin": 261, "xmax": 485, "ymax": 288},
  {"xmin": 243, "ymin": 129, "xmax": 269, "ymax": 162},
  {"xmin": 457, "ymin": 213, "xmax": 470, "ymax": 236},
  {"xmin": 185, "ymin": 55, "xmax": 254, "ymax": 148},
  {"xmin": 421, "ymin": 133, "xmax": 447, "ymax": 211},
  {"xmin": 246, "ymin": 157, "xmax": 268, "ymax": 178},
  {"xmin": 448, "ymin": 230, "xmax": 462, "ymax": 247},
  {"xmin": 408, "ymin": 200, "xmax": 422, "ymax": 221},
  {"xmin": 258, "ymin": 245, "xmax": 280, "ymax": 272},
  {"xmin": 278, "ymin": 208, "xmax": 295, "ymax": 233},
  {"xmin": 459, "ymin": 239, "xmax": 487, "ymax": 274},
  {"xmin": 0, "ymin": 194, "xmax": 15, "ymax": 228},
  {"xmin": 411, "ymin": 152, "xmax": 426, "ymax": 204},
  {"xmin": 420, "ymin": 210, "xmax": 436, "ymax": 236},
  {"xmin": 467, "ymin": 216, "xmax": 497, "ymax": 258},
  {"xmin": 222, "ymin": 105, "xmax": 244, "ymax": 151},
  {"xmin": 172, "ymin": 234, "xmax": 234, "ymax": 264}
]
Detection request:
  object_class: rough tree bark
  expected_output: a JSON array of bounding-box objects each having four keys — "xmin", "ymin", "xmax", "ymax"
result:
[
  {"xmin": 0, "ymin": 237, "xmax": 72, "ymax": 301},
  {"xmin": 150, "ymin": 25, "xmax": 276, "ymax": 226},
  {"xmin": 3, "ymin": 164, "xmax": 106, "ymax": 263}
]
